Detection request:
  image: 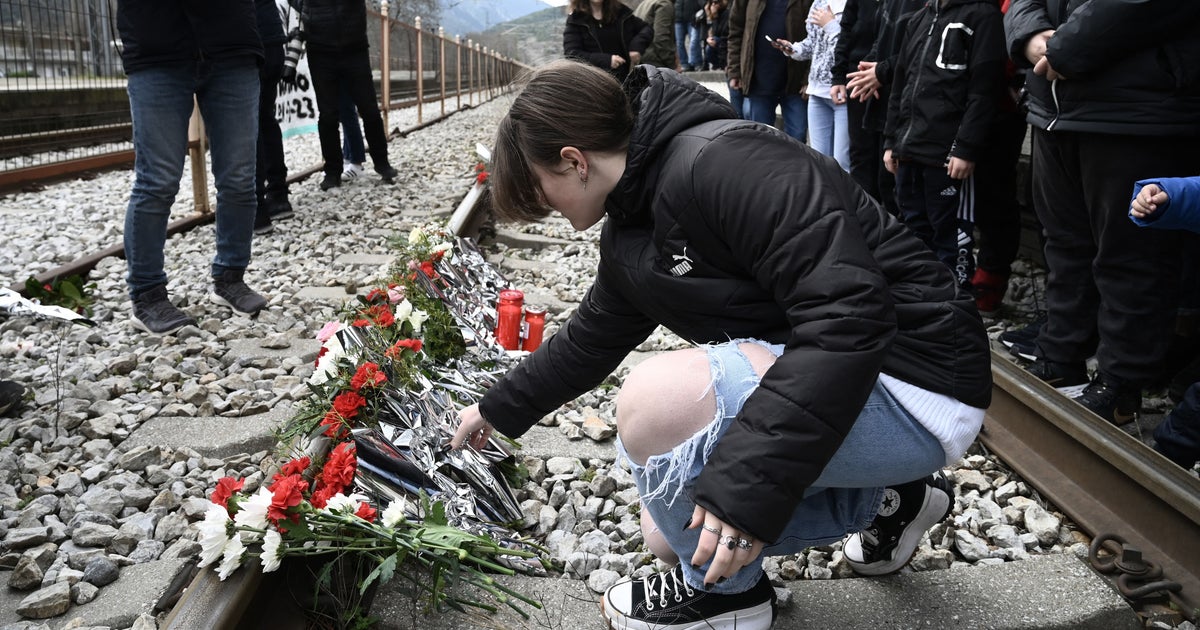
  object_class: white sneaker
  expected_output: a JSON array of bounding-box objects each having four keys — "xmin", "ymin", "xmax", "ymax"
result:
[{"xmin": 342, "ymin": 162, "xmax": 364, "ymax": 179}]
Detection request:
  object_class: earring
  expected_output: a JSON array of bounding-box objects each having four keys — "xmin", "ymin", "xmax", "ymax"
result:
[{"xmin": 579, "ymin": 171, "xmax": 588, "ymax": 190}]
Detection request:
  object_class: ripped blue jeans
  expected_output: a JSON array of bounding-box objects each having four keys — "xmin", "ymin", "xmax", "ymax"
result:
[{"xmin": 616, "ymin": 340, "xmax": 945, "ymax": 594}]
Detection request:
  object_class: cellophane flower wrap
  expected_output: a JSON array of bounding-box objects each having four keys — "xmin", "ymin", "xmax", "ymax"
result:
[{"xmin": 202, "ymin": 227, "xmax": 544, "ymax": 624}]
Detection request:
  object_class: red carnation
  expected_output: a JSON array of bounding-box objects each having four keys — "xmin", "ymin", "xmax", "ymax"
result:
[
  {"xmin": 320, "ymin": 442, "xmax": 357, "ymax": 494},
  {"xmin": 476, "ymin": 170, "xmax": 489, "ymax": 185},
  {"xmin": 266, "ymin": 474, "xmax": 308, "ymax": 524},
  {"xmin": 314, "ymin": 345, "xmax": 328, "ymax": 366},
  {"xmin": 350, "ymin": 362, "xmax": 387, "ymax": 391},
  {"xmin": 355, "ymin": 502, "xmax": 378, "ymax": 523},
  {"xmin": 310, "ymin": 483, "xmax": 336, "ymax": 510},
  {"xmin": 319, "ymin": 409, "xmax": 347, "ymax": 439},
  {"xmin": 385, "ymin": 338, "xmax": 423, "ymax": 359},
  {"xmin": 271, "ymin": 456, "xmax": 311, "ymax": 485},
  {"xmin": 418, "ymin": 260, "xmax": 438, "ymax": 279},
  {"xmin": 210, "ymin": 476, "xmax": 244, "ymax": 513},
  {"xmin": 365, "ymin": 288, "xmax": 387, "ymax": 303},
  {"xmin": 332, "ymin": 391, "xmax": 366, "ymax": 419}
]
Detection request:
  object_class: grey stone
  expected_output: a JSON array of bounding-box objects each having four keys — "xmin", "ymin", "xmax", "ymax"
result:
[
  {"xmin": 15, "ymin": 582, "xmax": 71, "ymax": 619},
  {"xmin": 119, "ymin": 485, "xmax": 156, "ymax": 510},
  {"xmin": 954, "ymin": 529, "xmax": 992, "ymax": 562},
  {"xmin": 565, "ymin": 551, "xmax": 600, "ymax": 578},
  {"xmin": 79, "ymin": 414, "xmax": 120, "ymax": 440},
  {"xmin": 586, "ymin": 568, "xmax": 620, "ymax": 593},
  {"xmin": 545, "ymin": 457, "xmax": 581, "ymax": 477},
  {"xmin": 8, "ymin": 556, "xmax": 44, "ymax": 591},
  {"xmin": 4, "ymin": 528, "xmax": 50, "ymax": 550},
  {"xmin": 70, "ymin": 582, "xmax": 99, "ymax": 605},
  {"xmin": 152, "ymin": 512, "xmax": 188, "ymax": 542},
  {"xmin": 160, "ymin": 539, "xmax": 200, "ymax": 560},
  {"xmin": 71, "ymin": 523, "xmax": 118, "ymax": 548},
  {"xmin": 55, "ymin": 473, "xmax": 84, "ymax": 498},
  {"xmin": 78, "ymin": 488, "xmax": 124, "ymax": 517},
  {"xmin": 127, "ymin": 540, "xmax": 165, "ymax": 564},
  {"xmin": 82, "ymin": 557, "xmax": 119, "ymax": 587},
  {"xmin": 117, "ymin": 446, "xmax": 162, "ymax": 472},
  {"xmin": 1024, "ymin": 504, "xmax": 1062, "ymax": 548}
]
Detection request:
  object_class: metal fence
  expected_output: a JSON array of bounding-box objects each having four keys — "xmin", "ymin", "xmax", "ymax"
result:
[{"xmin": 0, "ymin": 0, "xmax": 526, "ymax": 191}]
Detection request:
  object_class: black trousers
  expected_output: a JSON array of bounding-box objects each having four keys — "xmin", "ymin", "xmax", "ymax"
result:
[
  {"xmin": 1032, "ymin": 128, "xmax": 1198, "ymax": 384},
  {"xmin": 896, "ymin": 161, "xmax": 964, "ymax": 279},
  {"xmin": 973, "ymin": 111, "xmax": 1026, "ymax": 274},
  {"xmin": 307, "ymin": 47, "xmax": 391, "ymax": 179},
  {"xmin": 256, "ymin": 43, "xmax": 289, "ymax": 201},
  {"xmin": 848, "ymin": 99, "xmax": 899, "ymax": 216}
]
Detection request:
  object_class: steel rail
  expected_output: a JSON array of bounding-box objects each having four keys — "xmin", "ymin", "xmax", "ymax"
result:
[{"xmin": 983, "ymin": 351, "xmax": 1200, "ymax": 620}]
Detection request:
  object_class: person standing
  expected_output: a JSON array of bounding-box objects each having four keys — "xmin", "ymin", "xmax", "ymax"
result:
[
  {"xmin": 1005, "ymin": 0, "xmax": 1200, "ymax": 421},
  {"xmin": 117, "ymin": 0, "xmax": 269, "ymax": 334},
  {"xmin": 634, "ymin": 0, "xmax": 677, "ymax": 69},
  {"xmin": 778, "ymin": 0, "xmax": 850, "ymax": 170},
  {"xmin": 675, "ymin": 0, "xmax": 705, "ymax": 70},
  {"xmin": 727, "ymin": 0, "xmax": 814, "ymax": 142},
  {"xmin": 563, "ymin": 0, "xmax": 652, "ymax": 84},
  {"xmin": 254, "ymin": 0, "xmax": 292, "ymax": 235},
  {"xmin": 299, "ymin": 0, "xmax": 399, "ymax": 191}
]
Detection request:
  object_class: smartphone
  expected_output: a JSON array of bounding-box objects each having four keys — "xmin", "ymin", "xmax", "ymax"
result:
[{"xmin": 766, "ymin": 35, "xmax": 793, "ymax": 54}]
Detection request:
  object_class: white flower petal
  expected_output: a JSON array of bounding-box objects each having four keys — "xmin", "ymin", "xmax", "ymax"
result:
[
  {"xmin": 260, "ymin": 529, "xmax": 283, "ymax": 573},
  {"xmin": 217, "ymin": 536, "xmax": 246, "ymax": 580}
]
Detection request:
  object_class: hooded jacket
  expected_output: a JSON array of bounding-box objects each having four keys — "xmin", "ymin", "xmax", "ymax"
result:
[
  {"xmin": 884, "ymin": 0, "xmax": 1005, "ymax": 164},
  {"xmin": 117, "ymin": 0, "xmax": 263, "ymax": 74},
  {"xmin": 564, "ymin": 6, "xmax": 654, "ymax": 83},
  {"xmin": 1004, "ymin": 0, "xmax": 1200, "ymax": 136},
  {"xmin": 480, "ymin": 66, "xmax": 990, "ymax": 542},
  {"xmin": 635, "ymin": 0, "xmax": 678, "ymax": 68}
]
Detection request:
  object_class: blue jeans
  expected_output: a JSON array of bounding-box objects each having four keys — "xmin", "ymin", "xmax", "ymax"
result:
[
  {"xmin": 339, "ymin": 82, "xmax": 366, "ymax": 165},
  {"xmin": 728, "ymin": 86, "xmax": 747, "ymax": 119},
  {"xmin": 124, "ymin": 61, "xmax": 259, "ymax": 298},
  {"xmin": 807, "ymin": 94, "xmax": 849, "ymax": 171},
  {"xmin": 617, "ymin": 340, "xmax": 945, "ymax": 594},
  {"xmin": 674, "ymin": 21, "xmax": 703, "ymax": 69},
  {"xmin": 745, "ymin": 93, "xmax": 808, "ymax": 142}
]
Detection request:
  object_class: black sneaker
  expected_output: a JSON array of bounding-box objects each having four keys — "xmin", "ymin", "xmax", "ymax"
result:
[
  {"xmin": 0, "ymin": 380, "xmax": 26, "ymax": 416},
  {"xmin": 376, "ymin": 166, "xmax": 398, "ymax": 183},
  {"xmin": 211, "ymin": 269, "xmax": 268, "ymax": 317},
  {"xmin": 1024, "ymin": 358, "xmax": 1090, "ymax": 396},
  {"xmin": 264, "ymin": 193, "xmax": 294, "ymax": 221},
  {"xmin": 602, "ymin": 564, "xmax": 775, "ymax": 630},
  {"xmin": 1073, "ymin": 375, "xmax": 1140, "ymax": 425},
  {"xmin": 131, "ymin": 284, "xmax": 197, "ymax": 335},
  {"xmin": 844, "ymin": 472, "xmax": 953, "ymax": 576},
  {"xmin": 319, "ymin": 174, "xmax": 341, "ymax": 191},
  {"xmin": 253, "ymin": 208, "xmax": 274, "ymax": 235},
  {"xmin": 999, "ymin": 314, "xmax": 1046, "ymax": 361}
]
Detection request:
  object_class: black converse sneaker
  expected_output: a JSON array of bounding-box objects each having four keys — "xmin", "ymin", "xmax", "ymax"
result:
[
  {"xmin": 843, "ymin": 472, "xmax": 953, "ymax": 576},
  {"xmin": 131, "ymin": 284, "xmax": 197, "ymax": 335},
  {"xmin": 211, "ymin": 269, "xmax": 268, "ymax": 316},
  {"xmin": 602, "ymin": 564, "xmax": 775, "ymax": 630}
]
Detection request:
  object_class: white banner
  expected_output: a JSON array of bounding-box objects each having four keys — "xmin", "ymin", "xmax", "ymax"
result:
[{"xmin": 274, "ymin": 0, "xmax": 319, "ymax": 139}]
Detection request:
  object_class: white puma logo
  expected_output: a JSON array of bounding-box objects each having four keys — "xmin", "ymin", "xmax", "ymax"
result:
[{"xmin": 669, "ymin": 246, "xmax": 693, "ymax": 276}]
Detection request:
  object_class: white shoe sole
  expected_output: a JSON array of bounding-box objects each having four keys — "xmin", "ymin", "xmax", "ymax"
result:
[
  {"xmin": 130, "ymin": 315, "xmax": 193, "ymax": 335},
  {"xmin": 601, "ymin": 597, "xmax": 773, "ymax": 630},
  {"xmin": 846, "ymin": 481, "xmax": 951, "ymax": 576}
]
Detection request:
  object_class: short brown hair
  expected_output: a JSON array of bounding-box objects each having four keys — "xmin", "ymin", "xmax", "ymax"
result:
[{"xmin": 491, "ymin": 60, "xmax": 634, "ymax": 223}]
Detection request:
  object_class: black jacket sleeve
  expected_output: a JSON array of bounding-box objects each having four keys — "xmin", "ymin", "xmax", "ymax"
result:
[
  {"xmin": 831, "ymin": 0, "xmax": 860, "ymax": 85},
  {"xmin": 479, "ymin": 263, "xmax": 657, "ymax": 438},
  {"xmin": 882, "ymin": 20, "xmax": 911, "ymax": 149},
  {"xmin": 949, "ymin": 9, "xmax": 1005, "ymax": 161},
  {"xmin": 1046, "ymin": 0, "xmax": 1200, "ymax": 79},
  {"xmin": 1002, "ymin": 0, "xmax": 1051, "ymax": 68},
  {"xmin": 628, "ymin": 14, "xmax": 654, "ymax": 54},
  {"xmin": 687, "ymin": 127, "xmax": 897, "ymax": 543}
]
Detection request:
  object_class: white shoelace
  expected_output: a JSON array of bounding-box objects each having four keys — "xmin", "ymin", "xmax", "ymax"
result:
[{"xmin": 643, "ymin": 568, "xmax": 696, "ymax": 610}]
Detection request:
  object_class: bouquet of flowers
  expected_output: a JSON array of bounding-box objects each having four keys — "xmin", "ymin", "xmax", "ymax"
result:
[
  {"xmin": 199, "ymin": 447, "xmax": 542, "ymax": 626},
  {"xmin": 205, "ymin": 227, "xmax": 543, "ymax": 625}
]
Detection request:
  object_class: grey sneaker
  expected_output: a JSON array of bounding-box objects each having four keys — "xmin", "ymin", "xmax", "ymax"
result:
[
  {"xmin": 131, "ymin": 284, "xmax": 197, "ymax": 334},
  {"xmin": 211, "ymin": 269, "xmax": 268, "ymax": 316}
]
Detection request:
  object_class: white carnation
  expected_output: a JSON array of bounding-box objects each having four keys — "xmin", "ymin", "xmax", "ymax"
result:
[
  {"xmin": 196, "ymin": 503, "xmax": 231, "ymax": 568},
  {"xmin": 260, "ymin": 529, "xmax": 283, "ymax": 573}
]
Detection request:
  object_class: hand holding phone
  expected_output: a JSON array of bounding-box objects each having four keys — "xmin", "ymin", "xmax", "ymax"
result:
[{"xmin": 766, "ymin": 35, "xmax": 794, "ymax": 56}]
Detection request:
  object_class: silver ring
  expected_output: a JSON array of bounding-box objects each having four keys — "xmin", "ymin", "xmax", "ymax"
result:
[
  {"xmin": 702, "ymin": 524, "xmax": 721, "ymax": 535},
  {"xmin": 719, "ymin": 535, "xmax": 736, "ymax": 550},
  {"xmin": 736, "ymin": 538, "xmax": 753, "ymax": 550}
]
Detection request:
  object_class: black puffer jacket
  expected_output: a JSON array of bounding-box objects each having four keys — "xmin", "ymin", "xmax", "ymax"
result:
[
  {"xmin": 884, "ymin": 0, "xmax": 1005, "ymax": 164},
  {"xmin": 564, "ymin": 6, "xmax": 653, "ymax": 83},
  {"xmin": 300, "ymin": 0, "xmax": 369, "ymax": 53},
  {"xmin": 1004, "ymin": 0, "xmax": 1200, "ymax": 136},
  {"xmin": 117, "ymin": 0, "xmax": 262, "ymax": 74},
  {"xmin": 479, "ymin": 66, "xmax": 991, "ymax": 543},
  {"xmin": 256, "ymin": 0, "xmax": 288, "ymax": 46}
]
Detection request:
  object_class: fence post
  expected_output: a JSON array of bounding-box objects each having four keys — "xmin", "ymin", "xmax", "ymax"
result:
[
  {"xmin": 456, "ymin": 35, "xmax": 462, "ymax": 110},
  {"xmin": 380, "ymin": 0, "xmax": 391, "ymax": 132},
  {"xmin": 438, "ymin": 26, "xmax": 446, "ymax": 117},
  {"xmin": 415, "ymin": 16, "xmax": 423, "ymax": 124},
  {"xmin": 466, "ymin": 39, "xmax": 474, "ymax": 106},
  {"xmin": 187, "ymin": 99, "xmax": 210, "ymax": 214}
]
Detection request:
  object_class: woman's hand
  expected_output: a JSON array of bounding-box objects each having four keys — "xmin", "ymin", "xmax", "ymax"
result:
[
  {"xmin": 809, "ymin": 6, "xmax": 835, "ymax": 27},
  {"xmin": 686, "ymin": 505, "xmax": 765, "ymax": 587},
  {"xmin": 450, "ymin": 403, "xmax": 494, "ymax": 451},
  {"xmin": 770, "ymin": 38, "xmax": 796, "ymax": 57},
  {"xmin": 610, "ymin": 55, "xmax": 626, "ymax": 69},
  {"xmin": 1024, "ymin": 29, "xmax": 1054, "ymax": 66},
  {"xmin": 629, "ymin": 51, "xmax": 641, "ymax": 65},
  {"xmin": 946, "ymin": 156, "xmax": 975, "ymax": 180}
]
